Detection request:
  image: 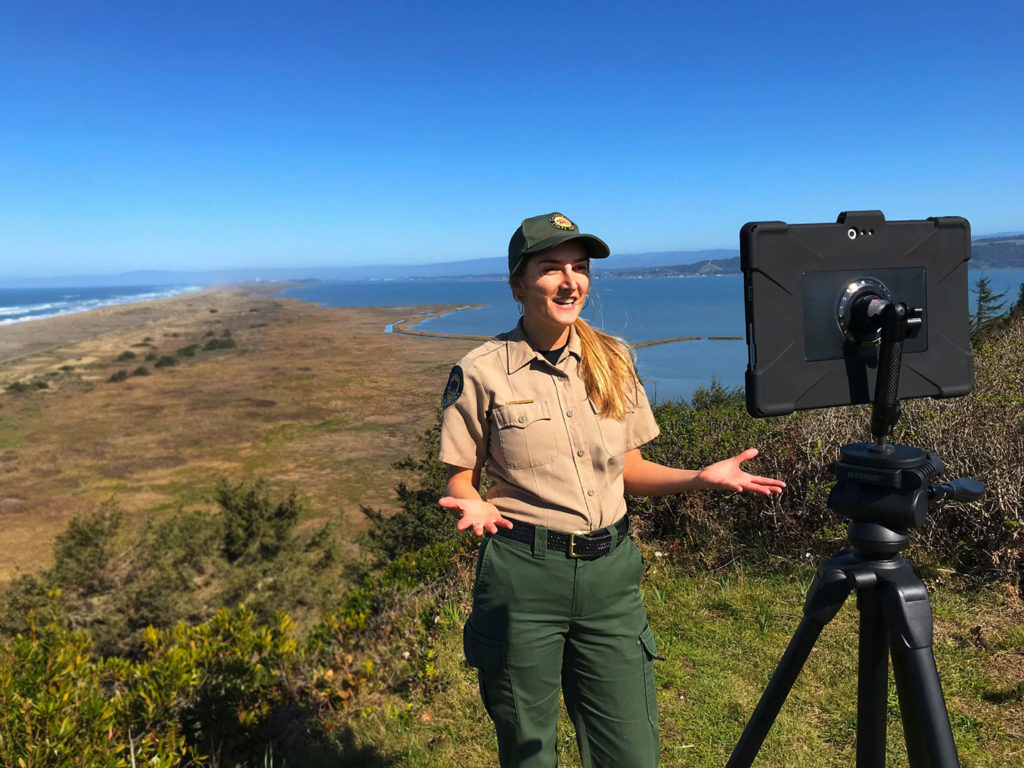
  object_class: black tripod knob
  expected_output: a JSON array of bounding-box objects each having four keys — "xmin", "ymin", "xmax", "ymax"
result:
[{"xmin": 929, "ymin": 477, "xmax": 984, "ymax": 502}]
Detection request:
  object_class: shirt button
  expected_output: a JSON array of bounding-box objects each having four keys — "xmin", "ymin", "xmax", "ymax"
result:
[
  {"xmin": 577, "ymin": 449, "xmax": 585, "ymax": 457},
  {"xmin": 518, "ymin": 416, "xmax": 526, "ymax": 423},
  {"xmin": 566, "ymin": 410, "xmax": 575, "ymax": 417},
  {"xmin": 587, "ymin": 489, "xmax": 595, "ymax": 497}
]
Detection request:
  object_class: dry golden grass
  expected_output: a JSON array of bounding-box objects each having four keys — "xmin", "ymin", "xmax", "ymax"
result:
[{"xmin": 0, "ymin": 288, "xmax": 478, "ymax": 582}]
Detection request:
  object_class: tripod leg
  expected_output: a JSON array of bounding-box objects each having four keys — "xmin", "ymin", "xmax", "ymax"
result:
[
  {"xmin": 726, "ymin": 565, "xmax": 851, "ymax": 768},
  {"xmin": 882, "ymin": 577, "xmax": 961, "ymax": 768},
  {"xmin": 856, "ymin": 587, "xmax": 888, "ymax": 768}
]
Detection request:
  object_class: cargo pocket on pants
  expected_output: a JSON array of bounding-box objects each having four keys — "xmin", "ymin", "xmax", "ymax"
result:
[
  {"xmin": 464, "ymin": 620, "xmax": 519, "ymax": 725},
  {"xmin": 639, "ymin": 624, "xmax": 659, "ymax": 728}
]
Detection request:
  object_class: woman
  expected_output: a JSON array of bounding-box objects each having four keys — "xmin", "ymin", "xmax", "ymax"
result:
[{"xmin": 438, "ymin": 212, "xmax": 784, "ymax": 768}]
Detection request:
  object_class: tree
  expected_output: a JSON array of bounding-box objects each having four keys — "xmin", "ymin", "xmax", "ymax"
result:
[
  {"xmin": 969, "ymin": 275, "xmax": 1006, "ymax": 339},
  {"xmin": 1010, "ymin": 281, "xmax": 1024, "ymax": 318}
]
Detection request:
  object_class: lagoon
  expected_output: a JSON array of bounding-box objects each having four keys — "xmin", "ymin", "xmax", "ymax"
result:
[{"xmin": 282, "ymin": 268, "xmax": 1024, "ymax": 404}]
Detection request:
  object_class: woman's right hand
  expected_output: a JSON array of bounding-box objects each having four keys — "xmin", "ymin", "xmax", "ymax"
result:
[{"xmin": 438, "ymin": 496, "xmax": 514, "ymax": 537}]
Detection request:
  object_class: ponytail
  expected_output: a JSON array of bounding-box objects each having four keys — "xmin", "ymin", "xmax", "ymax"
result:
[{"xmin": 574, "ymin": 318, "xmax": 639, "ymax": 420}]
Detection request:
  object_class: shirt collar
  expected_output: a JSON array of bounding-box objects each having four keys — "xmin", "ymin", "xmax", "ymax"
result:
[{"xmin": 504, "ymin": 320, "xmax": 581, "ymax": 374}]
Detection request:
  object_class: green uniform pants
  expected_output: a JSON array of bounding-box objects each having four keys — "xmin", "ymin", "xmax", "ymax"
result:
[{"xmin": 463, "ymin": 524, "xmax": 659, "ymax": 767}]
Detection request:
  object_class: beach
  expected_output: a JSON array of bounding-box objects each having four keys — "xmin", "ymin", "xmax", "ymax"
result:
[{"xmin": 0, "ymin": 288, "xmax": 477, "ymax": 582}]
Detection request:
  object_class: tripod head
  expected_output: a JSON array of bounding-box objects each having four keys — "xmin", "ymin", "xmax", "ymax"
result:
[{"xmin": 828, "ymin": 296, "xmax": 983, "ymax": 555}]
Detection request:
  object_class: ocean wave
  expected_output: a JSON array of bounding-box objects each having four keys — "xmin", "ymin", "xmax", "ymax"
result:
[{"xmin": 0, "ymin": 286, "xmax": 203, "ymax": 326}]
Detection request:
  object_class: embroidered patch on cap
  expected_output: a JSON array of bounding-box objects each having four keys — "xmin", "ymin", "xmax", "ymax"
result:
[
  {"xmin": 549, "ymin": 214, "xmax": 577, "ymax": 231},
  {"xmin": 441, "ymin": 365, "xmax": 464, "ymax": 408}
]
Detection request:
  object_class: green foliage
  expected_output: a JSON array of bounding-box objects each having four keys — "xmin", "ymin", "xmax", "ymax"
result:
[
  {"xmin": 115, "ymin": 350, "xmax": 137, "ymax": 361},
  {"xmin": 5, "ymin": 377, "xmax": 49, "ymax": 393},
  {"xmin": 203, "ymin": 337, "xmax": 238, "ymax": 351},
  {"xmin": 629, "ymin": 380, "xmax": 791, "ymax": 564},
  {"xmin": 0, "ymin": 605, "xmax": 342, "ymax": 766},
  {"xmin": 50, "ymin": 503, "xmax": 123, "ymax": 596},
  {"xmin": 970, "ymin": 274, "xmax": 1007, "ymax": 340},
  {"xmin": 154, "ymin": 355, "xmax": 179, "ymax": 368},
  {"xmin": 108, "ymin": 369, "xmax": 129, "ymax": 382},
  {"xmin": 359, "ymin": 410, "xmax": 458, "ymax": 563},
  {"xmin": 132, "ymin": 365, "xmax": 150, "ymax": 376},
  {"xmin": 0, "ymin": 481, "xmax": 342, "ymax": 658},
  {"xmin": 176, "ymin": 345, "xmax": 199, "ymax": 358},
  {"xmin": 217, "ymin": 478, "xmax": 302, "ymax": 563}
]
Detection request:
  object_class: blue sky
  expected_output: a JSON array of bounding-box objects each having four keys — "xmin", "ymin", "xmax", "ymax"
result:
[{"xmin": 1, "ymin": 1, "xmax": 1022, "ymax": 277}]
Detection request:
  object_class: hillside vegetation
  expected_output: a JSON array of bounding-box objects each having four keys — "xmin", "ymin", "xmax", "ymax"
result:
[{"xmin": 1, "ymin": 311, "xmax": 1022, "ymax": 766}]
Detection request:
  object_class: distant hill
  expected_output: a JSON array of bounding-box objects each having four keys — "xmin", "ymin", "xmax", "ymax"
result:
[
  {"xmin": 970, "ymin": 236, "xmax": 1024, "ymax": 268},
  {"xmin": 5, "ymin": 235, "xmax": 1021, "ymax": 288}
]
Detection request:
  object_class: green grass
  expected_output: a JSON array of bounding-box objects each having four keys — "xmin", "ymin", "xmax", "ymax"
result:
[
  {"xmin": 0, "ymin": 409, "xmax": 40, "ymax": 449},
  {"xmin": 335, "ymin": 559, "xmax": 1024, "ymax": 767}
]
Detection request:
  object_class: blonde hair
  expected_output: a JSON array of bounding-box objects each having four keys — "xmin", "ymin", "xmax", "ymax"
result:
[
  {"xmin": 574, "ymin": 318, "xmax": 639, "ymax": 420},
  {"xmin": 510, "ymin": 257, "xmax": 639, "ymax": 420}
]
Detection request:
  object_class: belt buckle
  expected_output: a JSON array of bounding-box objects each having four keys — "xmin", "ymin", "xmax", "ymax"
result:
[{"xmin": 568, "ymin": 530, "xmax": 590, "ymax": 558}]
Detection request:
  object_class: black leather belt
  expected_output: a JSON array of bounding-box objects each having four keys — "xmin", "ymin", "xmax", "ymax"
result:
[{"xmin": 495, "ymin": 515, "xmax": 629, "ymax": 558}]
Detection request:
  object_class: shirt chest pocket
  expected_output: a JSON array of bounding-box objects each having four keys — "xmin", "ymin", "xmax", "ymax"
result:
[
  {"xmin": 589, "ymin": 399, "xmax": 628, "ymax": 459},
  {"xmin": 490, "ymin": 401, "xmax": 557, "ymax": 470}
]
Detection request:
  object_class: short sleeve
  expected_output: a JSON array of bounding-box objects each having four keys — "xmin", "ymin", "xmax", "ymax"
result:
[
  {"xmin": 438, "ymin": 363, "xmax": 489, "ymax": 469},
  {"xmin": 625, "ymin": 378, "xmax": 660, "ymax": 451}
]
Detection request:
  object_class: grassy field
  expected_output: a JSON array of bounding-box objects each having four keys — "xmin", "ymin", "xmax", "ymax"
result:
[
  {"xmin": 340, "ymin": 552, "xmax": 1024, "ymax": 767},
  {"xmin": 0, "ymin": 290, "xmax": 477, "ymax": 580}
]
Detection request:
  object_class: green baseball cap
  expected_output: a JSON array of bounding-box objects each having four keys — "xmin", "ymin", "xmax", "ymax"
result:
[{"xmin": 507, "ymin": 212, "xmax": 610, "ymax": 274}]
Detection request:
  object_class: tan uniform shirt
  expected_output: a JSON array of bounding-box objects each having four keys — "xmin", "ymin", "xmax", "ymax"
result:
[{"xmin": 439, "ymin": 323, "xmax": 660, "ymax": 533}]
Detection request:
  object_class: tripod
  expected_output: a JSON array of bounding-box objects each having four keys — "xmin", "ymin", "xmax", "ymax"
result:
[{"xmin": 727, "ymin": 301, "xmax": 983, "ymax": 768}]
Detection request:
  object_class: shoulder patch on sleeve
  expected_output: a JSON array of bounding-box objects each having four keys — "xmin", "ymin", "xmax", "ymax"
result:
[{"xmin": 441, "ymin": 365, "xmax": 464, "ymax": 408}]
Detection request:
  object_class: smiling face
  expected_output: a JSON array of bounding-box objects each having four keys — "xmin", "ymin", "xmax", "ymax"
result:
[{"xmin": 511, "ymin": 240, "xmax": 590, "ymax": 349}]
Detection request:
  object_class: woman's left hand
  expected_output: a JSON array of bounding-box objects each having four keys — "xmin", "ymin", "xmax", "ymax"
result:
[{"xmin": 696, "ymin": 448, "xmax": 786, "ymax": 495}]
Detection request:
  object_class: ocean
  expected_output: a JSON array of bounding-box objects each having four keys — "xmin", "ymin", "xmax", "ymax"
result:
[
  {"xmin": 277, "ymin": 268, "xmax": 1024, "ymax": 403},
  {"xmin": 0, "ymin": 285, "xmax": 202, "ymax": 326}
]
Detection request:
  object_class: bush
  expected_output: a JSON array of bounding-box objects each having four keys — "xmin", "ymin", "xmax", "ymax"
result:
[
  {"xmin": 203, "ymin": 337, "xmax": 237, "ymax": 351},
  {"xmin": 0, "ymin": 482, "xmax": 341, "ymax": 657},
  {"xmin": 108, "ymin": 369, "xmax": 129, "ymax": 382},
  {"xmin": 175, "ymin": 345, "xmax": 199, "ymax": 358},
  {"xmin": 50, "ymin": 504, "xmax": 123, "ymax": 597},
  {"xmin": 145, "ymin": 351, "xmax": 158, "ymax": 361},
  {"xmin": 5, "ymin": 378, "xmax": 49, "ymax": 393},
  {"xmin": 359, "ymin": 411, "xmax": 459, "ymax": 562},
  {"xmin": 0, "ymin": 606, "xmax": 337, "ymax": 767},
  {"xmin": 132, "ymin": 366, "xmax": 150, "ymax": 376},
  {"xmin": 629, "ymin": 316, "xmax": 1024, "ymax": 585},
  {"xmin": 216, "ymin": 479, "xmax": 303, "ymax": 563},
  {"xmin": 154, "ymin": 355, "xmax": 179, "ymax": 368},
  {"xmin": 116, "ymin": 350, "xmax": 137, "ymax": 361}
]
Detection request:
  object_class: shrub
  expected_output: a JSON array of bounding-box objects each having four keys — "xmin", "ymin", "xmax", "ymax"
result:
[
  {"xmin": 132, "ymin": 366, "xmax": 150, "ymax": 376},
  {"xmin": 359, "ymin": 411, "xmax": 458, "ymax": 562},
  {"xmin": 217, "ymin": 478, "xmax": 303, "ymax": 563},
  {"xmin": 5, "ymin": 378, "xmax": 49, "ymax": 393},
  {"xmin": 203, "ymin": 337, "xmax": 237, "ymax": 351},
  {"xmin": 49, "ymin": 504, "xmax": 123, "ymax": 597},
  {"xmin": 175, "ymin": 345, "xmax": 198, "ymax": 358},
  {"xmin": 145, "ymin": 351, "xmax": 158, "ymax": 361},
  {"xmin": 116, "ymin": 350, "xmax": 137, "ymax": 361},
  {"xmin": 108, "ymin": 369, "xmax": 129, "ymax": 382},
  {"xmin": 154, "ymin": 355, "xmax": 179, "ymax": 368},
  {"xmin": 629, "ymin": 315, "xmax": 1024, "ymax": 585}
]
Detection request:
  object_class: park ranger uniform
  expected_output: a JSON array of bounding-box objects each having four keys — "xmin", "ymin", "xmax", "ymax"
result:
[{"xmin": 440, "ymin": 320, "xmax": 662, "ymax": 768}]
